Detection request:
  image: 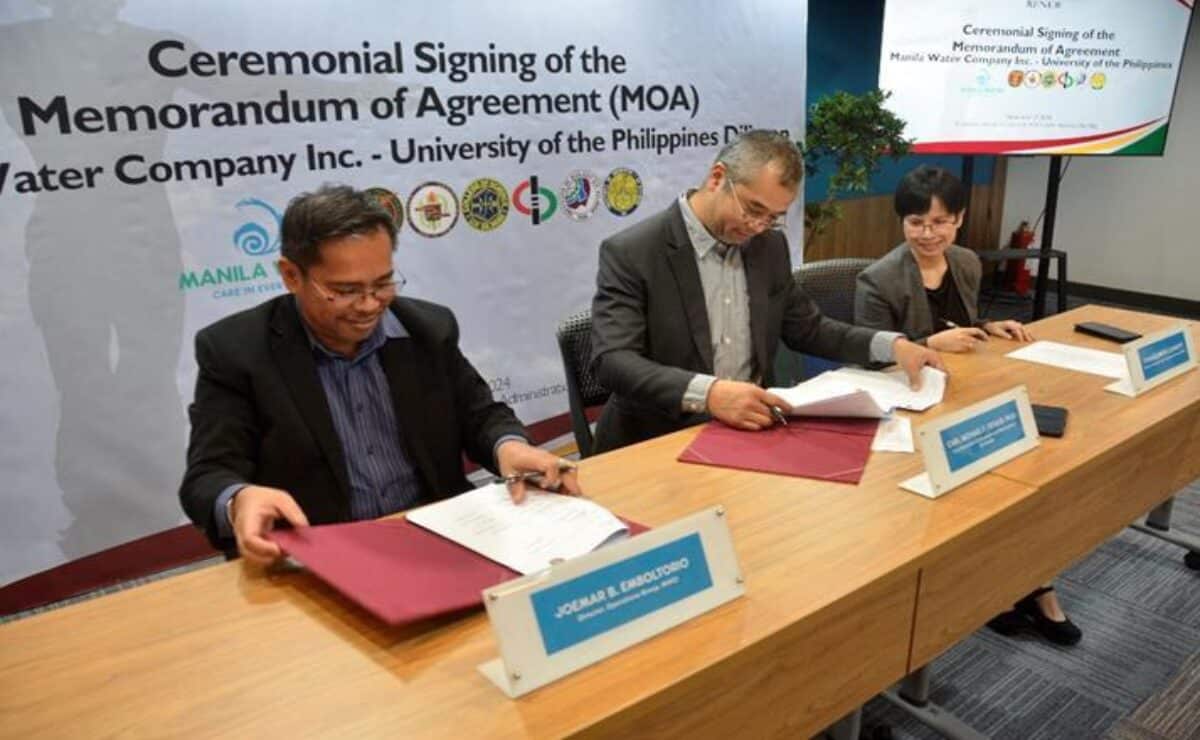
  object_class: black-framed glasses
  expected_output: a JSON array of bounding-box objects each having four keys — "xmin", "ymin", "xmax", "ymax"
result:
[
  {"xmin": 724, "ymin": 178, "xmax": 786, "ymax": 230},
  {"xmin": 308, "ymin": 273, "xmax": 405, "ymax": 307}
]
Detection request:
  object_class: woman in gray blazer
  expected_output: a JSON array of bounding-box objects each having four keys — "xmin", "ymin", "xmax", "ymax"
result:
[{"xmin": 855, "ymin": 165, "xmax": 1080, "ymax": 646}]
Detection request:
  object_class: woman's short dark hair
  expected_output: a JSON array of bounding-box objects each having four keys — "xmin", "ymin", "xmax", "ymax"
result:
[
  {"xmin": 894, "ymin": 165, "xmax": 965, "ymax": 219},
  {"xmin": 280, "ymin": 184, "xmax": 397, "ymax": 270}
]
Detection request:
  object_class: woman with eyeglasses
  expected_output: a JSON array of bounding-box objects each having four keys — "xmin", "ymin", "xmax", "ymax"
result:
[{"xmin": 854, "ymin": 165, "xmax": 1080, "ymax": 646}]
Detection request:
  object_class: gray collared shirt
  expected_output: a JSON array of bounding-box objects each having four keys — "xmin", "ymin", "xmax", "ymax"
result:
[{"xmin": 676, "ymin": 193, "xmax": 901, "ymax": 413}]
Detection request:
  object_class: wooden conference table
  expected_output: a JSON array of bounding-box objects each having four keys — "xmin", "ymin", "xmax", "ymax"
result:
[{"xmin": 2, "ymin": 306, "xmax": 1197, "ymax": 739}]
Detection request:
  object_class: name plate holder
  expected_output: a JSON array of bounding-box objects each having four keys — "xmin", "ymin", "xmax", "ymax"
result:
[
  {"xmin": 900, "ymin": 386, "xmax": 1040, "ymax": 499},
  {"xmin": 1105, "ymin": 324, "xmax": 1196, "ymax": 398},
  {"xmin": 478, "ymin": 506, "xmax": 744, "ymax": 698}
]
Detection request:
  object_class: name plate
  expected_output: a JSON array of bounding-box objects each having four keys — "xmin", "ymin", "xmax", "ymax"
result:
[
  {"xmin": 900, "ymin": 386, "xmax": 1039, "ymax": 499},
  {"xmin": 1106, "ymin": 324, "xmax": 1196, "ymax": 397},
  {"xmin": 478, "ymin": 506, "xmax": 743, "ymax": 698}
]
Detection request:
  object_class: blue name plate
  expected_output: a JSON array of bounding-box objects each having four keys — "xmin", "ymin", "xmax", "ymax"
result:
[
  {"xmin": 940, "ymin": 399, "xmax": 1025, "ymax": 473},
  {"xmin": 1138, "ymin": 331, "xmax": 1191, "ymax": 381},
  {"xmin": 530, "ymin": 533, "xmax": 713, "ymax": 656}
]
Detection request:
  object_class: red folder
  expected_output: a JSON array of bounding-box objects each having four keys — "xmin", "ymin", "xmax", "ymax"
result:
[
  {"xmin": 678, "ymin": 418, "xmax": 879, "ymax": 484},
  {"xmin": 269, "ymin": 515, "xmax": 646, "ymax": 626}
]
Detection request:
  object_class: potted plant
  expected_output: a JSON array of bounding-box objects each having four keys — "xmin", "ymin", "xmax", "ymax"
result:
[{"xmin": 801, "ymin": 89, "xmax": 912, "ymax": 257}]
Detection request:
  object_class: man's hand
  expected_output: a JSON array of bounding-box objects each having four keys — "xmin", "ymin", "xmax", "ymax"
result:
[
  {"xmin": 496, "ymin": 440, "xmax": 582, "ymax": 504},
  {"xmin": 926, "ymin": 327, "xmax": 989, "ymax": 354},
  {"xmin": 893, "ymin": 338, "xmax": 947, "ymax": 389},
  {"xmin": 230, "ymin": 485, "xmax": 309, "ymax": 566},
  {"xmin": 983, "ymin": 320, "xmax": 1033, "ymax": 342},
  {"xmin": 707, "ymin": 379, "xmax": 792, "ymax": 431}
]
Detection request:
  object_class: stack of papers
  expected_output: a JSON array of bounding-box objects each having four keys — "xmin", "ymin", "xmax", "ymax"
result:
[
  {"xmin": 406, "ymin": 484, "xmax": 630, "ymax": 575},
  {"xmin": 768, "ymin": 366, "xmax": 947, "ymax": 419}
]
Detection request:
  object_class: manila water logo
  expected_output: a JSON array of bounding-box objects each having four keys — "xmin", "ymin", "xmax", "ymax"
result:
[
  {"xmin": 364, "ymin": 187, "xmax": 404, "ymax": 232},
  {"xmin": 408, "ymin": 182, "xmax": 459, "ymax": 237},
  {"xmin": 513, "ymin": 176, "xmax": 558, "ymax": 225},
  {"xmin": 560, "ymin": 170, "xmax": 601, "ymax": 221},
  {"xmin": 232, "ymin": 198, "xmax": 282, "ymax": 256},
  {"xmin": 603, "ymin": 168, "xmax": 643, "ymax": 217},
  {"xmin": 461, "ymin": 178, "xmax": 510, "ymax": 231}
]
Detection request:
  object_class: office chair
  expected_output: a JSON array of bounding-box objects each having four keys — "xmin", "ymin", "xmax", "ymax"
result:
[
  {"xmin": 555, "ymin": 310, "xmax": 611, "ymax": 458},
  {"xmin": 785, "ymin": 257, "xmax": 875, "ymax": 380}
]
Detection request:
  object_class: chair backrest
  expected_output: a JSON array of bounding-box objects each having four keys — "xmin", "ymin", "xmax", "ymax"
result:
[
  {"xmin": 794, "ymin": 257, "xmax": 875, "ymax": 324},
  {"xmin": 787, "ymin": 257, "xmax": 875, "ymax": 380},
  {"xmin": 555, "ymin": 309, "xmax": 610, "ymax": 458}
]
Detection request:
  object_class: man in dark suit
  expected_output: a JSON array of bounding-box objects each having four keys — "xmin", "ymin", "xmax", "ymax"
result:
[
  {"xmin": 589, "ymin": 130, "xmax": 944, "ymax": 453},
  {"xmin": 180, "ymin": 185, "xmax": 577, "ymax": 565}
]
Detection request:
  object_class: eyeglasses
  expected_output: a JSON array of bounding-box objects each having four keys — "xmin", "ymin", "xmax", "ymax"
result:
[
  {"xmin": 903, "ymin": 216, "xmax": 959, "ymax": 233},
  {"xmin": 308, "ymin": 273, "xmax": 405, "ymax": 307},
  {"xmin": 725, "ymin": 178, "xmax": 786, "ymax": 230}
]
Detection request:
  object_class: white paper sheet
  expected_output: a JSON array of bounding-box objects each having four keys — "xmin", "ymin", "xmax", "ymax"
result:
[
  {"xmin": 830, "ymin": 366, "xmax": 947, "ymax": 412},
  {"xmin": 405, "ymin": 484, "xmax": 628, "ymax": 575},
  {"xmin": 768, "ymin": 366, "xmax": 947, "ymax": 419},
  {"xmin": 1007, "ymin": 341, "xmax": 1129, "ymax": 379},
  {"xmin": 872, "ymin": 416, "xmax": 914, "ymax": 453}
]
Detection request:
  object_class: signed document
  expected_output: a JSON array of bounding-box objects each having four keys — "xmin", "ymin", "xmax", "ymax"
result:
[{"xmin": 406, "ymin": 483, "xmax": 629, "ymax": 575}]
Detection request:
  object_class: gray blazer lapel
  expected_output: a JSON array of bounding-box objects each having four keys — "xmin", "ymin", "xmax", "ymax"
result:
[
  {"xmin": 900, "ymin": 248, "xmax": 935, "ymax": 337},
  {"xmin": 947, "ymin": 247, "xmax": 980, "ymax": 325},
  {"xmin": 742, "ymin": 234, "xmax": 773, "ymax": 379},
  {"xmin": 269, "ymin": 298, "xmax": 352, "ymax": 502},
  {"xmin": 664, "ymin": 203, "xmax": 715, "ymax": 371}
]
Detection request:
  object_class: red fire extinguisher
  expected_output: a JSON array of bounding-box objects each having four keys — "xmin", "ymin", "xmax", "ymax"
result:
[{"xmin": 1004, "ymin": 221, "xmax": 1035, "ymax": 296}]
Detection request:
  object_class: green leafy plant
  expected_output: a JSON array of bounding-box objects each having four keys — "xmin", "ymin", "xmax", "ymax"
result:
[{"xmin": 801, "ymin": 89, "xmax": 912, "ymax": 253}]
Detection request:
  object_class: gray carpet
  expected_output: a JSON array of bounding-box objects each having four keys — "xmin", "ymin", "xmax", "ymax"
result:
[
  {"xmin": 859, "ymin": 290, "xmax": 1200, "ymax": 739},
  {"xmin": 862, "ymin": 482, "xmax": 1200, "ymax": 739}
]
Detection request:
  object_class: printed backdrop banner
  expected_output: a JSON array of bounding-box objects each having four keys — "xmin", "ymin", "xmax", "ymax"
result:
[
  {"xmin": 879, "ymin": 0, "xmax": 1193, "ymax": 154},
  {"xmin": 0, "ymin": 1, "xmax": 807, "ymax": 583}
]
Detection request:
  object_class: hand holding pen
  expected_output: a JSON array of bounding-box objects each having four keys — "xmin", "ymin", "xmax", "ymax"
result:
[{"xmin": 494, "ymin": 440, "xmax": 582, "ymax": 503}]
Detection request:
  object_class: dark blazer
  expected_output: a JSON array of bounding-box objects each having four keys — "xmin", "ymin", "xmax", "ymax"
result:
[
  {"xmin": 179, "ymin": 294, "xmax": 525, "ymax": 549},
  {"xmin": 854, "ymin": 243, "xmax": 983, "ymax": 342},
  {"xmin": 589, "ymin": 201, "xmax": 875, "ymax": 453}
]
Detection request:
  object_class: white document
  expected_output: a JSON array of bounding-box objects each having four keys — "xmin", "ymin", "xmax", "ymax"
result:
[
  {"xmin": 768, "ymin": 366, "xmax": 947, "ymax": 419},
  {"xmin": 872, "ymin": 416, "xmax": 914, "ymax": 453},
  {"xmin": 1007, "ymin": 341, "xmax": 1129, "ymax": 379},
  {"xmin": 830, "ymin": 366, "xmax": 947, "ymax": 412},
  {"xmin": 405, "ymin": 484, "xmax": 629, "ymax": 575}
]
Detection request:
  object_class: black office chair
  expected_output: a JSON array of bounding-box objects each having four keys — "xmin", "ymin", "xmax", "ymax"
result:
[
  {"xmin": 783, "ymin": 257, "xmax": 875, "ymax": 380},
  {"xmin": 795, "ymin": 257, "xmax": 875, "ymax": 323},
  {"xmin": 555, "ymin": 310, "xmax": 610, "ymax": 458}
]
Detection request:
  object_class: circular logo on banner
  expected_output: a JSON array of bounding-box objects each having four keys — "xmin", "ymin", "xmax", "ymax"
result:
[
  {"xmin": 560, "ymin": 170, "xmax": 601, "ymax": 221},
  {"xmin": 1023, "ymin": 70, "xmax": 1040, "ymax": 88},
  {"xmin": 512, "ymin": 176, "xmax": 558, "ymax": 225},
  {"xmin": 1007, "ymin": 70, "xmax": 1024, "ymax": 88},
  {"xmin": 461, "ymin": 178, "xmax": 509, "ymax": 232},
  {"xmin": 603, "ymin": 168, "xmax": 643, "ymax": 217},
  {"xmin": 1090, "ymin": 72, "xmax": 1106, "ymax": 90},
  {"xmin": 407, "ymin": 182, "xmax": 459, "ymax": 238},
  {"xmin": 364, "ymin": 186, "xmax": 404, "ymax": 233}
]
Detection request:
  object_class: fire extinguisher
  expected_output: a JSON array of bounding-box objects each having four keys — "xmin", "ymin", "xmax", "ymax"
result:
[{"xmin": 1004, "ymin": 221, "xmax": 1035, "ymax": 296}]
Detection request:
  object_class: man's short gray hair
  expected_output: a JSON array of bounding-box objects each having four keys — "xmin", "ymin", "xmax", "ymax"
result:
[{"xmin": 714, "ymin": 129, "xmax": 804, "ymax": 189}]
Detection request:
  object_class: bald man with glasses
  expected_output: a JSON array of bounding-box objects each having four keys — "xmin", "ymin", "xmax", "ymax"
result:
[
  {"xmin": 588, "ymin": 130, "xmax": 944, "ymax": 453},
  {"xmin": 180, "ymin": 185, "xmax": 578, "ymax": 564}
]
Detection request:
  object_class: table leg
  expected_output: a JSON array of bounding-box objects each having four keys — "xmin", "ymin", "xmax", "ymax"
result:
[{"xmin": 882, "ymin": 665, "xmax": 989, "ymax": 740}]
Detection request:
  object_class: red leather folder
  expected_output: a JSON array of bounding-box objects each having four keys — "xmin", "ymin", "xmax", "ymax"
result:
[
  {"xmin": 269, "ymin": 515, "xmax": 647, "ymax": 626},
  {"xmin": 677, "ymin": 418, "xmax": 879, "ymax": 484}
]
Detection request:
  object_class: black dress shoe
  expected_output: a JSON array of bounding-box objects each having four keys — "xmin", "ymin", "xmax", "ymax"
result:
[
  {"xmin": 1015, "ymin": 586, "xmax": 1082, "ymax": 646},
  {"xmin": 986, "ymin": 586, "xmax": 1082, "ymax": 646}
]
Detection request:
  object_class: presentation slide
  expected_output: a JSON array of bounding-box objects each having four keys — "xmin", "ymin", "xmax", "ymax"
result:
[{"xmin": 879, "ymin": 0, "xmax": 1194, "ymax": 155}]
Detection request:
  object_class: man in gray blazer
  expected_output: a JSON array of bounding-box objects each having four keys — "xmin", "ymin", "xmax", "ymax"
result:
[{"xmin": 588, "ymin": 130, "xmax": 944, "ymax": 454}]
